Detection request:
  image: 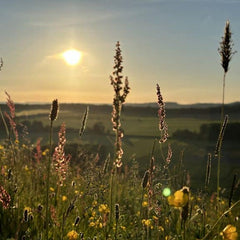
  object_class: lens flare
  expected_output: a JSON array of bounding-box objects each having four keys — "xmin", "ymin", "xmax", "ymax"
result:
[{"xmin": 162, "ymin": 188, "xmax": 171, "ymax": 197}]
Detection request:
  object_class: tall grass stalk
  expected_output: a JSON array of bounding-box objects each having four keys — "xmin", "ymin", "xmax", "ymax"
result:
[
  {"xmin": 109, "ymin": 41, "xmax": 130, "ymax": 230},
  {"xmin": 45, "ymin": 99, "xmax": 58, "ymax": 239},
  {"xmin": 216, "ymin": 21, "xmax": 235, "ymax": 209},
  {"xmin": 110, "ymin": 41, "xmax": 130, "ymax": 169},
  {"xmin": 215, "ymin": 115, "xmax": 228, "ymax": 203},
  {"xmin": 218, "ymin": 20, "xmax": 236, "ymax": 122}
]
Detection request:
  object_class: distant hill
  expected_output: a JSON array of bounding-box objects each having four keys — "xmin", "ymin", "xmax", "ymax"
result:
[
  {"xmin": 1, "ymin": 101, "xmax": 239, "ymax": 121},
  {"xmin": 126, "ymin": 101, "xmax": 240, "ymax": 109}
]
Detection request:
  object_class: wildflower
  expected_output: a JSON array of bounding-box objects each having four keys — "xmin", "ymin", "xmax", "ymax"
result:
[
  {"xmin": 4, "ymin": 91, "xmax": 18, "ymax": 140},
  {"xmin": 158, "ymin": 226, "xmax": 164, "ymax": 232},
  {"xmin": 110, "ymin": 41, "xmax": 130, "ymax": 168},
  {"xmin": 23, "ymin": 207, "xmax": 33, "ymax": 222},
  {"xmin": 142, "ymin": 219, "xmax": 153, "ymax": 229},
  {"xmin": 67, "ymin": 230, "xmax": 79, "ymax": 240},
  {"xmin": 121, "ymin": 226, "xmax": 126, "ymax": 231},
  {"xmin": 62, "ymin": 195, "xmax": 67, "ymax": 201},
  {"xmin": 53, "ymin": 123, "xmax": 71, "ymax": 186},
  {"xmin": 142, "ymin": 201, "xmax": 148, "ymax": 207},
  {"xmin": 220, "ymin": 225, "xmax": 238, "ymax": 240},
  {"xmin": 24, "ymin": 165, "xmax": 29, "ymax": 171},
  {"xmin": 42, "ymin": 149, "xmax": 49, "ymax": 156},
  {"xmin": 99, "ymin": 204, "xmax": 110, "ymax": 214},
  {"xmin": 156, "ymin": 84, "xmax": 168, "ymax": 143},
  {"xmin": 168, "ymin": 186, "xmax": 189, "ymax": 208},
  {"xmin": 89, "ymin": 222, "xmax": 95, "ymax": 227},
  {"xmin": 50, "ymin": 187, "xmax": 55, "ymax": 192},
  {"xmin": 0, "ymin": 185, "xmax": 11, "ymax": 209}
]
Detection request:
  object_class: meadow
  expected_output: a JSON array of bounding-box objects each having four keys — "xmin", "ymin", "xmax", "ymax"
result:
[{"xmin": 1, "ymin": 23, "xmax": 240, "ymax": 240}]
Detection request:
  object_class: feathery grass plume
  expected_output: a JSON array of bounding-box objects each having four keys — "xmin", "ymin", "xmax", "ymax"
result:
[
  {"xmin": 156, "ymin": 84, "xmax": 168, "ymax": 143},
  {"xmin": 4, "ymin": 91, "xmax": 18, "ymax": 140},
  {"xmin": 110, "ymin": 41, "xmax": 130, "ymax": 168},
  {"xmin": 53, "ymin": 122, "xmax": 71, "ymax": 186},
  {"xmin": 79, "ymin": 106, "xmax": 89, "ymax": 137},
  {"xmin": 229, "ymin": 174, "xmax": 237, "ymax": 208},
  {"xmin": 49, "ymin": 99, "xmax": 59, "ymax": 122},
  {"xmin": 215, "ymin": 115, "xmax": 229, "ymax": 157},
  {"xmin": 205, "ymin": 153, "xmax": 212, "ymax": 188},
  {"xmin": 218, "ymin": 20, "xmax": 236, "ymax": 121},
  {"xmin": 218, "ymin": 20, "xmax": 236, "ymax": 74},
  {"xmin": 0, "ymin": 185, "xmax": 11, "ymax": 209}
]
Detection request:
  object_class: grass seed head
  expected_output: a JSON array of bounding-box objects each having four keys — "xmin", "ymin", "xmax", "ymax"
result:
[
  {"xmin": 49, "ymin": 99, "xmax": 59, "ymax": 121},
  {"xmin": 218, "ymin": 20, "xmax": 236, "ymax": 73}
]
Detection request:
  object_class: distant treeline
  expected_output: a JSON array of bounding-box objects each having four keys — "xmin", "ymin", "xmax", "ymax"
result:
[
  {"xmin": 1, "ymin": 102, "xmax": 239, "ymax": 120},
  {"xmin": 172, "ymin": 122, "xmax": 240, "ymax": 142}
]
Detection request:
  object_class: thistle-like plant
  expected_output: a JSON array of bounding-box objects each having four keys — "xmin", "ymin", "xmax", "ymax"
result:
[{"xmin": 110, "ymin": 41, "xmax": 130, "ymax": 169}]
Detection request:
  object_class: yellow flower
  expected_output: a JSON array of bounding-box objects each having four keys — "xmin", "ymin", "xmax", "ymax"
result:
[
  {"xmin": 24, "ymin": 165, "xmax": 29, "ymax": 171},
  {"xmin": 158, "ymin": 226, "xmax": 164, "ymax": 232},
  {"xmin": 42, "ymin": 149, "xmax": 49, "ymax": 156},
  {"xmin": 89, "ymin": 222, "xmax": 95, "ymax": 227},
  {"xmin": 50, "ymin": 187, "xmax": 55, "ymax": 192},
  {"xmin": 24, "ymin": 207, "xmax": 32, "ymax": 213},
  {"xmin": 121, "ymin": 226, "xmax": 126, "ymax": 231},
  {"xmin": 142, "ymin": 201, "xmax": 148, "ymax": 207},
  {"xmin": 168, "ymin": 186, "xmax": 189, "ymax": 207},
  {"xmin": 99, "ymin": 204, "xmax": 110, "ymax": 214},
  {"xmin": 220, "ymin": 225, "xmax": 238, "ymax": 240},
  {"xmin": 142, "ymin": 219, "xmax": 152, "ymax": 227},
  {"xmin": 62, "ymin": 196, "xmax": 67, "ymax": 201},
  {"xmin": 67, "ymin": 230, "xmax": 79, "ymax": 240}
]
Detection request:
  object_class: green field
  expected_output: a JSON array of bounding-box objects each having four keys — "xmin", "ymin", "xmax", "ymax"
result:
[{"xmin": 12, "ymin": 105, "xmax": 240, "ymax": 191}]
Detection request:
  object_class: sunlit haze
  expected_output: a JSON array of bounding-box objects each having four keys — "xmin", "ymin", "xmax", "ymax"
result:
[{"xmin": 0, "ymin": 0, "xmax": 240, "ymax": 104}]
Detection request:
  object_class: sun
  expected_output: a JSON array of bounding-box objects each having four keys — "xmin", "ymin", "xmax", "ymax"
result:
[{"xmin": 62, "ymin": 49, "xmax": 82, "ymax": 66}]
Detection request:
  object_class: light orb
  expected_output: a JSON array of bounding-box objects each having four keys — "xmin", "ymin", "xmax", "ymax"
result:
[
  {"xmin": 162, "ymin": 188, "xmax": 171, "ymax": 197},
  {"xmin": 62, "ymin": 49, "xmax": 81, "ymax": 65}
]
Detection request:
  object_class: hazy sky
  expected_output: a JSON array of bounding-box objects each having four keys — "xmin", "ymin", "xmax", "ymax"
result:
[{"xmin": 0, "ymin": 0, "xmax": 240, "ymax": 104}]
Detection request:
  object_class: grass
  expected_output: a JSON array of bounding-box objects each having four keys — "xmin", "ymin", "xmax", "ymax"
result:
[{"xmin": 0, "ymin": 24, "xmax": 240, "ymax": 239}]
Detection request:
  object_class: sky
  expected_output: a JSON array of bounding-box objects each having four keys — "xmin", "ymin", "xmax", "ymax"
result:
[{"xmin": 0, "ymin": 0, "xmax": 240, "ymax": 104}]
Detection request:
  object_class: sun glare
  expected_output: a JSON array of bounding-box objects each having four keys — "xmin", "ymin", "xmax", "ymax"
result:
[{"xmin": 62, "ymin": 49, "xmax": 82, "ymax": 66}]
